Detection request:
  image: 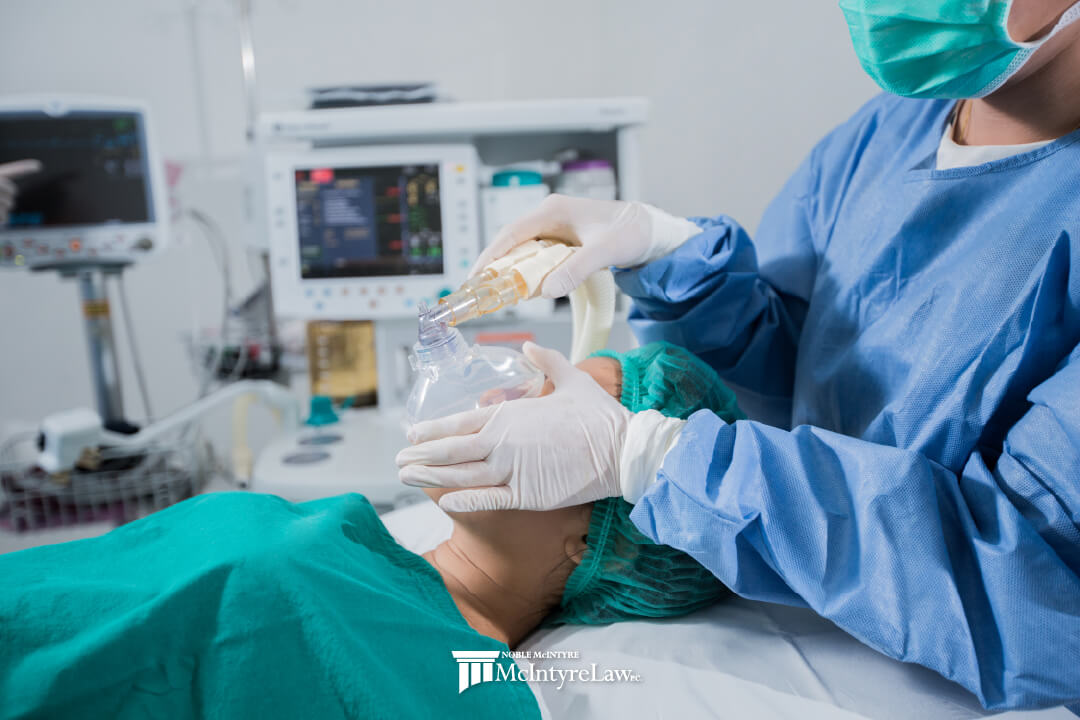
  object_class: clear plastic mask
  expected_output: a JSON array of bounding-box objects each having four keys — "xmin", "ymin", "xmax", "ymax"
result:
[{"xmin": 406, "ymin": 304, "xmax": 545, "ymax": 425}]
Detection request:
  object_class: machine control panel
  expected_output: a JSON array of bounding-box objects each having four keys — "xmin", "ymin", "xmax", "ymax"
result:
[{"xmin": 265, "ymin": 144, "xmax": 480, "ymax": 319}]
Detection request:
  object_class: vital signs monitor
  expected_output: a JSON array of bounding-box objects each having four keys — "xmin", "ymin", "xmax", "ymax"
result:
[
  {"xmin": 0, "ymin": 96, "xmax": 168, "ymax": 270},
  {"xmin": 264, "ymin": 144, "xmax": 480, "ymax": 318}
]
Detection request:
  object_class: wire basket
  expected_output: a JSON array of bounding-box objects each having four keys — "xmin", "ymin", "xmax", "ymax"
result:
[{"xmin": 0, "ymin": 432, "xmax": 211, "ymax": 534}]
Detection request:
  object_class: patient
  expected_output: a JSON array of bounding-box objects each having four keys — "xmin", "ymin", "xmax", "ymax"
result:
[
  {"xmin": 423, "ymin": 344, "xmax": 742, "ymax": 646},
  {"xmin": 0, "ymin": 343, "xmax": 741, "ymax": 720}
]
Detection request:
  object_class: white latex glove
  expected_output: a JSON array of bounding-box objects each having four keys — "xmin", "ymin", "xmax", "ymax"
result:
[
  {"xmin": 471, "ymin": 194, "xmax": 701, "ymax": 299},
  {"xmin": 396, "ymin": 342, "xmax": 688, "ymax": 512},
  {"xmin": 396, "ymin": 342, "xmax": 630, "ymax": 512},
  {"xmin": 0, "ymin": 159, "xmax": 42, "ymax": 225}
]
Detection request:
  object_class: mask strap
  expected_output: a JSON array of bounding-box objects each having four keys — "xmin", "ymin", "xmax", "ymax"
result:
[{"xmin": 979, "ymin": 1, "xmax": 1080, "ymax": 96}]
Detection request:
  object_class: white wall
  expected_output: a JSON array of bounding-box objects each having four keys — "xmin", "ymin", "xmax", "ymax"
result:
[{"xmin": 0, "ymin": 0, "xmax": 878, "ymax": 431}]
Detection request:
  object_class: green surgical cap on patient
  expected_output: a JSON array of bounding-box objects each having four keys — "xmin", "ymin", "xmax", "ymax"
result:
[{"xmin": 548, "ymin": 342, "xmax": 745, "ymax": 626}]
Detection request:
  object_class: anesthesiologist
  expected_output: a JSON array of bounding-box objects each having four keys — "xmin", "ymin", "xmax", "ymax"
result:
[{"xmin": 398, "ymin": 0, "xmax": 1080, "ymax": 710}]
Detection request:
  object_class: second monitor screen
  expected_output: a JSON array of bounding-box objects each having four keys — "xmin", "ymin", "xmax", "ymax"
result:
[{"xmin": 296, "ymin": 164, "xmax": 444, "ymax": 279}]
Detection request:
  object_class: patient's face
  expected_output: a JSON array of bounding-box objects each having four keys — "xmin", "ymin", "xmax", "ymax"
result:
[
  {"xmin": 419, "ymin": 353, "xmax": 624, "ymax": 645},
  {"xmin": 421, "ymin": 354, "xmax": 622, "ymax": 562},
  {"xmin": 420, "ymin": 354, "xmax": 621, "ymax": 510}
]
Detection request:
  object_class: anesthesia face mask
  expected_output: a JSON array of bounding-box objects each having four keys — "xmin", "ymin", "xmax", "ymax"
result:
[{"xmin": 407, "ymin": 239, "xmax": 616, "ymax": 424}]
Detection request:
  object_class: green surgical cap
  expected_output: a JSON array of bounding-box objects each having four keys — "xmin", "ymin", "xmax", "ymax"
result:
[{"xmin": 548, "ymin": 342, "xmax": 744, "ymax": 626}]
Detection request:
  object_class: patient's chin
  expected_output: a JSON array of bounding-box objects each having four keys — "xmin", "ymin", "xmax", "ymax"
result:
[
  {"xmin": 422, "ymin": 487, "xmax": 503, "ymax": 524},
  {"xmin": 421, "ymin": 487, "xmax": 451, "ymax": 504},
  {"xmin": 421, "ymin": 488, "xmax": 503, "ymax": 524}
]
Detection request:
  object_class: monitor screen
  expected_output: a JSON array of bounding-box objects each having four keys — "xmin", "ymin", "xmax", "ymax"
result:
[
  {"xmin": 0, "ymin": 112, "xmax": 153, "ymax": 228},
  {"xmin": 294, "ymin": 164, "xmax": 444, "ymax": 279}
]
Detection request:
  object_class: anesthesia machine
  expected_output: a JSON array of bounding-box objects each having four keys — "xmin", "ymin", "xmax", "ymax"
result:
[{"xmin": 250, "ymin": 97, "xmax": 647, "ymax": 507}]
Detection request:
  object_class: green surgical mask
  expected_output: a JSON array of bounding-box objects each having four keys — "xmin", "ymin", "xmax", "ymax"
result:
[{"xmin": 839, "ymin": 0, "xmax": 1080, "ymax": 98}]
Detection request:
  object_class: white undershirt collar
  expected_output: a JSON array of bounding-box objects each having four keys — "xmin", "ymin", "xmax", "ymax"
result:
[{"xmin": 937, "ymin": 106, "xmax": 1054, "ymax": 170}]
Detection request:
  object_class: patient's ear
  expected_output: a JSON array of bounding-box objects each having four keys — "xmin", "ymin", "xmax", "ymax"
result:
[
  {"xmin": 563, "ymin": 503, "xmax": 593, "ymax": 566},
  {"xmin": 565, "ymin": 533, "xmax": 589, "ymax": 566}
]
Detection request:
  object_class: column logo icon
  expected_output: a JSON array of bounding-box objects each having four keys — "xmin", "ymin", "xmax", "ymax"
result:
[{"xmin": 451, "ymin": 650, "xmax": 502, "ymax": 693}]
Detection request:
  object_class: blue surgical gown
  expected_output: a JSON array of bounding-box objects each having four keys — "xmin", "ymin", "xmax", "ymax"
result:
[{"xmin": 618, "ymin": 94, "xmax": 1080, "ymax": 710}]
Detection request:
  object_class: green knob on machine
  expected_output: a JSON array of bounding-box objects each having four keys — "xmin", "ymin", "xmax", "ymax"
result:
[
  {"xmin": 306, "ymin": 395, "xmax": 339, "ymax": 427},
  {"xmin": 492, "ymin": 170, "xmax": 543, "ymax": 187}
]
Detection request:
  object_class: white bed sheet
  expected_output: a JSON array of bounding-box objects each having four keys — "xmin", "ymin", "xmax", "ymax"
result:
[{"xmin": 382, "ymin": 502, "xmax": 1074, "ymax": 720}]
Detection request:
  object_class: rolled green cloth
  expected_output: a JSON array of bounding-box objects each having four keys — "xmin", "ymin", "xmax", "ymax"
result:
[{"xmin": 0, "ymin": 492, "xmax": 539, "ymax": 720}]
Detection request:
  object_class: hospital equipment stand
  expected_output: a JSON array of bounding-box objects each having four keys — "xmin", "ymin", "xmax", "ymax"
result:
[
  {"xmin": 43, "ymin": 259, "xmax": 136, "ymax": 434},
  {"xmin": 76, "ymin": 268, "xmax": 126, "ymax": 430}
]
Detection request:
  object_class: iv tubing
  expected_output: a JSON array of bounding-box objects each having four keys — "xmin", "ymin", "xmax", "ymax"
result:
[{"xmin": 99, "ymin": 380, "xmax": 300, "ymax": 450}]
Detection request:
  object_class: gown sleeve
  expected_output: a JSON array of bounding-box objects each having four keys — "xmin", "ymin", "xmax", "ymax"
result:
[
  {"xmin": 630, "ymin": 343, "xmax": 1080, "ymax": 710},
  {"xmin": 614, "ymin": 142, "xmax": 821, "ymax": 420}
]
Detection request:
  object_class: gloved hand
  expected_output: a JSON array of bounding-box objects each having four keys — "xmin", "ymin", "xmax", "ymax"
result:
[
  {"xmin": 0, "ymin": 159, "xmax": 42, "ymax": 226},
  {"xmin": 471, "ymin": 194, "xmax": 701, "ymax": 299},
  {"xmin": 396, "ymin": 342, "xmax": 687, "ymax": 512},
  {"xmin": 397, "ymin": 342, "xmax": 628, "ymax": 512}
]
